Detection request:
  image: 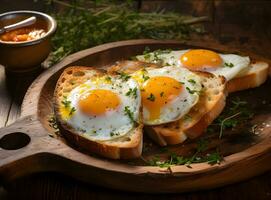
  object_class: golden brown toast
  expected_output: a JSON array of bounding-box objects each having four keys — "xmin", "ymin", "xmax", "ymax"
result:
[
  {"xmin": 54, "ymin": 66, "xmax": 143, "ymax": 159},
  {"xmin": 227, "ymin": 61, "xmax": 269, "ymax": 93}
]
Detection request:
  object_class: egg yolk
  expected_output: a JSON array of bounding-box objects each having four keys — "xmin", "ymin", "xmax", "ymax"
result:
[
  {"xmin": 180, "ymin": 49, "xmax": 222, "ymax": 70},
  {"xmin": 79, "ymin": 89, "xmax": 120, "ymax": 116},
  {"xmin": 141, "ymin": 76, "xmax": 183, "ymax": 121}
]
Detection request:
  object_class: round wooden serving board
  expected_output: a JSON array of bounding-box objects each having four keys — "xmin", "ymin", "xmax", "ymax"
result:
[{"xmin": 0, "ymin": 39, "xmax": 271, "ymax": 193}]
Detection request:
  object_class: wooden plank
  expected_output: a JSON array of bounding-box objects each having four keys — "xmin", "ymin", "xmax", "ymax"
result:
[
  {"xmin": 5, "ymin": 170, "xmax": 271, "ymax": 200},
  {"xmin": 6, "ymin": 70, "xmax": 42, "ymax": 126},
  {"xmin": 0, "ymin": 65, "xmax": 12, "ymax": 128}
]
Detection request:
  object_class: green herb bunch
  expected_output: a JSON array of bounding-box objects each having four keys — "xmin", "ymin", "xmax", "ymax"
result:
[
  {"xmin": 148, "ymin": 139, "xmax": 223, "ymax": 168},
  {"xmin": 47, "ymin": 0, "xmax": 205, "ymax": 65}
]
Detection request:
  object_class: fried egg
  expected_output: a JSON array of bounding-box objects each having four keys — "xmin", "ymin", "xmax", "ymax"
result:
[
  {"xmin": 131, "ymin": 65, "xmax": 202, "ymax": 125},
  {"xmin": 60, "ymin": 75, "xmax": 141, "ymax": 141},
  {"xmin": 136, "ymin": 49, "xmax": 250, "ymax": 80}
]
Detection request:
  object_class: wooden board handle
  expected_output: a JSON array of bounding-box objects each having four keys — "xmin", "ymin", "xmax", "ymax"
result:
[{"xmin": 0, "ymin": 115, "xmax": 51, "ymax": 181}]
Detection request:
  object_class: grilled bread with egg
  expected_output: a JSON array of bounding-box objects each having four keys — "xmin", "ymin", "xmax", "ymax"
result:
[
  {"xmin": 54, "ymin": 66, "xmax": 143, "ymax": 159},
  {"xmin": 109, "ymin": 61, "xmax": 226, "ymax": 146},
  {"xmin": 136, "ymin": 49, "xmax": 269, "ymax": 93}
]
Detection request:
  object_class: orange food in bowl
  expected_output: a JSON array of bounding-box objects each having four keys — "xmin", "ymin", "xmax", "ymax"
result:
[{"xmin": 0, "ymin": 27, "xmax": 46, "ymax": 42}]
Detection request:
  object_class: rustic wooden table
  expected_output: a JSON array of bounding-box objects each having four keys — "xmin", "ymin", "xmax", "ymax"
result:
[{"xmin": 0, "ymin": 0, "xmax": 271, "ymax": 199}]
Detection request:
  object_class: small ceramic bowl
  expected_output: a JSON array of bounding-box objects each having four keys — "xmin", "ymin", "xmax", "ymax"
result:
[{"xmin": 0, "ymin": 10, "xmax": 57, "ymax": 72}]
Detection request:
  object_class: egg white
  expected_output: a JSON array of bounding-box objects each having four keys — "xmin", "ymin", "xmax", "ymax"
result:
[
  {"xmin": 132, "ymin": 65, "xmax": 202, "ymax": 125},
  {"xmin": 136, "ymin": 49, "xmax": 250, "ymax": 81},
  {"xmin": 64, "ymin": 76, "xmax": 141, "ymax": 141}
]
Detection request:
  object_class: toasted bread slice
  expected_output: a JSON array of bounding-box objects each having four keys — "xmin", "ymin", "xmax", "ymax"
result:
[
  {"xmin": 227, "ymin": 61, "xmax": 269, "ymax": 93},
  {"xmin": 145, "ymin": 72, "xmax": 226, "ymax": 146},
  {"xmin": 108, "ymin": 61, "xmax": 227, "ymax": 146},
  {"xmin": 54, "ymin": 66, "xmax": 143, "ymax": 159}
]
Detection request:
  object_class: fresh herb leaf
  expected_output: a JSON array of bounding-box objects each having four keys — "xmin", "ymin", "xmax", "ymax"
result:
[
  {"xmin": 147, "ymin": 93, "xmax": 155, "ymax": 101},
  {"xmin": 186, "ymin": 87, "xmax": 199, "ymax": 94},
  {"xmin": 206, "ymin": 151, "xmax": 223, "ymax": 164},
  {"xmin": 110, "ymin": 131, "xmax": 120, "ymax": 137},
  {"xmin": 124, "ymin": 106, "xmax": 134, "ymax": 122},
  {"xmin": 69, "ymin": 107, "xmax": 76, "ymax": 116},
  {"xmin": 118, "ymin": 72, "xmax": 131, "ymax": 81},
  {"xmin": 160, "ymin": 92, "xmax": 164, "ymax": 97},
  {"xmin": 105, "ymin": 76, "xmax": 111, "ymax": 81},
  {"xmin": 126, "ymin": 87, "xmax": 137, "ymax": 98},
  {"xmin": 208, "ymin": 97, "xmax": 254, "ymax": 138},
  {"xmin": 61, "ymin": 96, "xmax": 71, "ymax": 108},
  {"xmin": 142, "ymin": 74, "xmax": 150, "ymax": 81},
  {"xmin": 147, "ymin": 139, "xmax": 223, "ymax": 168},
  {"xmin": 47, "ymin": 1, "xmax": 203, "ymax": 66},
  {"xmin": 188, "ymin": 79, "xmax": 196, "ymax": 84},
  {"xmin": 224, "ymin": 62, "xmax": 234, "ymax": 68}
]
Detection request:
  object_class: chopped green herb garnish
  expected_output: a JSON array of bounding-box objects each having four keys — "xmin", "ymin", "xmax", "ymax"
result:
[
  {"xmin": 110, "ymin": 132, "xmax": 120, "ymax": 137},
  {"xmin": 105, "ymin": 76, "xmax": 111, "ymax": 81},
  {"xmin": 224, "ymin": 62, "xmax": 234, "ymax": 68},
  {"xmin": 147, "ymin": 139, "xmax": 223, "ymax": 168},
  {"xmin": 142, "ymin": 74, "xmax": 150, "ymax": 82},
  {"xmin": 143, "ymin": 53, "xmax": 151, "ymax": 60},
  {"xmin": 186, "ymin": 87, "xmax": 199, "ymax": 94},
  {"xmin": 124, "ymin": 106, "xmax": 134, "ymax": 123},
  {"xmin": 61, "ymin": 96, "xmax": 71, "ymax": 108},
  {"xmin": 126, "ymin": 87, "xmax": 137, "ymax": 98},
  {"xmin": 208, "ymin": 97, "xmax": 254, "ymax": 138},
  {"xmin": 118, "ymin": 72, "xmax": 131, "ymax": 81},
  {"xmin": 188, "ymin": 79, "xmax": 196, "ymax": 84},
  {"xmin": 206, "ymin": 151, "xmax": 223, "ymax": 164},
  {"xmin": 147, "ymin": 93, "xmax": 155, "ymax": 101},
  {"xmin": 160, "ymin": 92, "xmax": 164, "ymax": 97},
  {"xmin": 69, "ymin": 107, "xmax": 76, "ymax": 116}
]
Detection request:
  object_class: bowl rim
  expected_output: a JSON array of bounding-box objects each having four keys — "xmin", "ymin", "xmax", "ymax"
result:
[{"xmin": 0, "ymin": 10, "xmax": 57, "ymax": 47}]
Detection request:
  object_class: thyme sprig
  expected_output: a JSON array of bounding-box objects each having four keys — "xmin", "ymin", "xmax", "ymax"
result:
[
  {"xmin": 46, "ymin": 0, "xmax": 205, "ymax": 66},
  {"xmin": 148, "ymin": 139, "xmax": 223, "ymax": 168}
]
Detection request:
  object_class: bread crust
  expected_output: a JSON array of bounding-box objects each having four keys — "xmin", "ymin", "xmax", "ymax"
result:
[
  {"xmin": 54, "ymin": 66, "xmax": 143, "ymax": 159},
  {"xmin": 227, "ymin": 61, "xmax": 269, "ymax": 93}
]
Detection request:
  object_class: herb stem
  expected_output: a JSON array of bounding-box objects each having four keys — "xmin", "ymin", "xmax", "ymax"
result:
[{"xmin": 219, "ymin": 112, "xmax": 241, "ymax": 138}]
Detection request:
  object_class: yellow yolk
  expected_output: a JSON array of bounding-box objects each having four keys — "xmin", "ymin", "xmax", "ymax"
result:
[
  {"xmin": 79, "ymin": 89, "xmax": 120, "ymax": 116},
  {"xmin": 180, "ymin": 49, "xmax": 223, "ymax": 70},
  {"xmin": 141, "ymin": 76, "xmax": 183, "ymax": 120}
]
